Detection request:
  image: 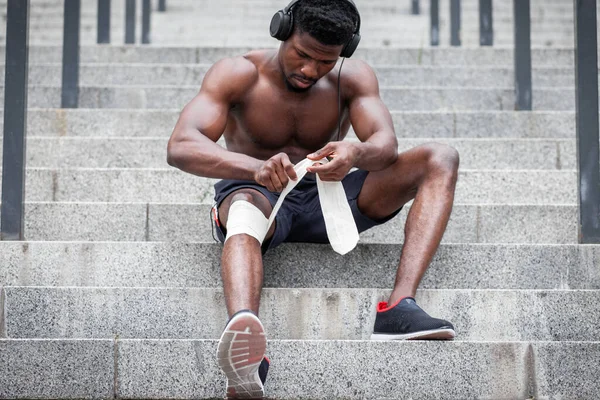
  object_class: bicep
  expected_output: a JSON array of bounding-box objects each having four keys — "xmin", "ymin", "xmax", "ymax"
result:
[
  {"xmin": 346, "ymin": 62, "xmax": 395, "ymax": 143},
  {"xmin": 171, "ymin": 57, "xmax": 255, "ymax": 144},
  {"xmin": 349, "ymin": 95, "xmax": 394, "ymax": 142},
  {"xmin": 173, "ymin": 90, "xmax": 230, "ymax": 143}
]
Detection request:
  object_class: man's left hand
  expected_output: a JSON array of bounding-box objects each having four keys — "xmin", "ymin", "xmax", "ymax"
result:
[{"xmin": 306, "ymin": 142, "xmax": 358, "ymax": 181}]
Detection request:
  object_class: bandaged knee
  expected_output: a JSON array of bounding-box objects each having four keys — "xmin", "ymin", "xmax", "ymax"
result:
[{"xmin": 224, "ymin": 200, "xmax": 269, "ymax": 244}]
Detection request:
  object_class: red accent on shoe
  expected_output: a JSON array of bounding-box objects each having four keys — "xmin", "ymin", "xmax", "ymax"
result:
[
  {"xmin": 212, "ymin": 206, "xmax": 220, "ymax": 227},
  {"xmin": 377, "ymin": 296, "xmax": 410, "ymax": 313},
  {"xmin": 264, "ymin": 356, "xmax": 270, "ymax": 365}
]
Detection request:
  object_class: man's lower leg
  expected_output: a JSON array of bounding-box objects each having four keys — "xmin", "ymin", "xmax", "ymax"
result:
[
  {"xmin": 388, "ymin": 167, "xmax": 457, "ymax": 306},
  {"xmin": 221, "ymin": 234, "xmax": 264, "ymax": 317}
]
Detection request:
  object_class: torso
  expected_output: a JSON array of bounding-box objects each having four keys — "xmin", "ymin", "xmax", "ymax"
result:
[{"xmin": 222, "ymin": 50, "xmax": 351, "ymax": 164}]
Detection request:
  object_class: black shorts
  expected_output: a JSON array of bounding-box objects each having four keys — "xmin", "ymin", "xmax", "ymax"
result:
[{"xmin": 211, "ymin": 169, "xmax": 402, "ymax": 253}]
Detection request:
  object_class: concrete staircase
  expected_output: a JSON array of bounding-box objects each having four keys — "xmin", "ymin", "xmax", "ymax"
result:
[{"xmin": 1, "ymin": 0, "xmax": 600, "ymax": 398}]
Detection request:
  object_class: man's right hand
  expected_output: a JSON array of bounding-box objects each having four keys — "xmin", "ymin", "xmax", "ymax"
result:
[{"xmin": 254, "ymin": 153, "xmax": 298, "ymax": 192}]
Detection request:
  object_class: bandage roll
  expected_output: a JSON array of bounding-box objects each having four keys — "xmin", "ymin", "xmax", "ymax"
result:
[{"xmin": 224, "ymin": 200, "xmax": 269, "ymax": 243}]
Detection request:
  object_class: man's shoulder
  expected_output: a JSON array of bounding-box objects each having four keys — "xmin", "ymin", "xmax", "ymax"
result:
[
  {"xmin": 204, "ymin": 49, "xmax": 275, "ymax": 97},
  {"xmin": 337, "ymin": 58, "xmax": 379, "ymax": 98},
  {"xmin": 208, "ymin": 54, "xmax": 259, "ymax": 88}
]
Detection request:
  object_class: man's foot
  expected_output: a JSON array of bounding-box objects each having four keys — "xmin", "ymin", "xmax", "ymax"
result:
[
  {"xmin": 370, "ymin": 297, "xmax": 456, "ymax": 340},
  {"xmin": 217, "ymin": 310, "xmax": 268, "ymax": 399}
]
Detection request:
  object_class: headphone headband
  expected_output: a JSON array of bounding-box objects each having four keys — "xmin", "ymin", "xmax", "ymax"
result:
[
  {"xmin": 270, "ymin": 0, "xmax": 361, "ymax": 57},
  {"xmin": 283, "ymin": 0, "xmax": 361, "ymax": 33}
]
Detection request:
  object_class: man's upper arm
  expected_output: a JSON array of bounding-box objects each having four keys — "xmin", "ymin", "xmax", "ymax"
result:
[
  {"xmin": 346, "ymin": 60, "xmax": 396, "ymax": 143},
  {"xmin": 172, "ymin": 56, "xmax": 257, "ymax": 143}
]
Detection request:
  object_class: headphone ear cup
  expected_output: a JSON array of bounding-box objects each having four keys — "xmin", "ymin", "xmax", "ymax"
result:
[
  {"xmin": 270, "ymin": 11, "xmax": 285, "ymax": 39},
  {"xmin": 270, "ymin": 10, "xmax": 294, "ymax": 41},
  {"xmin": 340, "ymin": 33, "xmax": 361, "ymax": 58}
]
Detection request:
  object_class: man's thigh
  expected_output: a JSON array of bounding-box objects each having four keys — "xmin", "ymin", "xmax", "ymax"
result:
[{"xmin": 356, "ymin": 145, "xmax": 432, "ymax": 221}]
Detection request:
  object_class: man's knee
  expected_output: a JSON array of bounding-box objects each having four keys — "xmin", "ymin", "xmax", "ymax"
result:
[
  {"xmin": 220, "ymin": 190, "xmax": 272, "ymax": 225},
  {"xmin": 219, "ymin": 189, "xmax": 274, "ymax": 243},
  {"xmin": 424, "ymin": 143, "xmax": 460, "ymax": 179}
]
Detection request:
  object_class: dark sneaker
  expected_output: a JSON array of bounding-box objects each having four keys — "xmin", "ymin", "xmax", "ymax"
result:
[
  {"xmin": 370, "ymin": 297, "xmax": 456, "ymax": 340},
  {"xmin": 217, "ymin": 310, "xmax": 268, "ymax": 399}
]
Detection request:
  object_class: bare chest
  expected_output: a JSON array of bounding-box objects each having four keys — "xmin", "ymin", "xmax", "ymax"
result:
[{"xmin": 230, "ymin": 81, "xmax": 342, "ymax": 151}]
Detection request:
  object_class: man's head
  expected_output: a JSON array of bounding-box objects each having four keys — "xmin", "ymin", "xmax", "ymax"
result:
[{"xmin": 271, "ymin": 0, "xmax": 360, "ymax": 92}]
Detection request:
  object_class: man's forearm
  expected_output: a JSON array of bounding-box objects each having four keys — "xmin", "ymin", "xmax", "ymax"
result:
[
  {"xmin": 352, "ymin": 134, "xmax": 398, "ymax": 171},
  {"xmin": 168, "ymin": 138, "xmax": 263, "ymax": 181}
]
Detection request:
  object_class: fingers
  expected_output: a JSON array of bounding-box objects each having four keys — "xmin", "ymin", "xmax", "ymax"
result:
[
  {"xmin": 281, "ymin": 154, "xmax": 298, "ymax": 181},
  {"xmin": 308, "ymin": 159, "xmax": 348, "ymax": 181},
  {"xmin": 256, "ymin": 153, "xmax": 297, "ymax": 192},
  {"xmin": 268, "ymin": 170, "xmax": 285, "ymax": 192},
  {"xmin": 307, "ymin": 161, "xmax": 334, "ymax": 175},
  {"xmin": 272, "ymin": 158, "xmax": 289, "ymax": 192},
  {"xmin": 307, "ymin": 143, "xmax": 334, "ymax": 160}
]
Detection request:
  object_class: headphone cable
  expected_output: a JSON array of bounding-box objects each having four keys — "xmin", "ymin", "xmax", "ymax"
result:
[{"xmin": 337, "ymin": 57, "xmax": 345, "ymax": 142}]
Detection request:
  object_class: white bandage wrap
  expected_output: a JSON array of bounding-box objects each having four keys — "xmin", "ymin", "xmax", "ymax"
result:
[
  {"xmin": 224, "ymin": 200, "xmax": 269, "ymax": 243},
  {"xmin": 223, "ymin": 157, "xmax": 359, "ymax": 255},
  {"xmin": 268, "ymin": 158, "xmax": 359, "ymax": 255}
]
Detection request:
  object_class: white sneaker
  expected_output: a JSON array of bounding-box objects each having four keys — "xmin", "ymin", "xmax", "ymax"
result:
[{"xmin": 217, "ymin": 310, "xmax": 267, "ymax": 399}]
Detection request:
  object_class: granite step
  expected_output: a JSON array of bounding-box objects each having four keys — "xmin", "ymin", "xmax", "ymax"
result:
[
  {"xmin": 2, "ymin": 85, "xmax": 576, "ymax": 110},
  {"xmin": 15, "ymin": 34, "xmax": 588, "ymax": 47},
  {"xmin": 2, "ymin": 242, "xmax": 598, "ymax": 290},
  {"xmin": 2, "ymin": 287, "xmax": 599, "ymax": 341},
  {"xmin": 10, "ymin": 202, "xmax": 578, "ymax": 243},
  {"xmin": 5, "ymin": 109, "xmax": 574, "ymax": 139},
  {"xmin": 1, "ymin": 63, "xmax": 581, "ymax": 87},
  {"xmin": 0, "ymin": 46, "xmax": 579, "ymax": 66},
  {"xmin": 0, "ymin": 339, "xmax": 598, "ymax": 399},
  {"xmin": 13, "ymin": 137, "xmax": 575, "ymax": 169},
  {"xmin": 19, "ymin": 168, "xmax": 576, "ymax": 204}
]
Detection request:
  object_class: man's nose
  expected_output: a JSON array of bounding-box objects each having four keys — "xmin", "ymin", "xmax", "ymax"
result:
[{"xmin": 300, "ymin": 61, "xmax": 318, "ymax": 80}]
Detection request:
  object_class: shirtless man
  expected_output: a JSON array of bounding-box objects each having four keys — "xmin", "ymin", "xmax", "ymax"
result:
[{"xmin": 167, "ymin": 0, "xmax": 459, "ymax": 398}]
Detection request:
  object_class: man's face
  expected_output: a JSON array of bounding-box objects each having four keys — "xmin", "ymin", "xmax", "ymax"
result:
[{"xmin": 280, "ymin": 31, "xmax": 343, "ymax": 92}]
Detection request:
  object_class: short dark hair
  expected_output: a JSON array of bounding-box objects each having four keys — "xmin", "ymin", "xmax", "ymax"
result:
[{"xmin": 292, "ymin": 0, "xmax": 359, "ymax": 46}]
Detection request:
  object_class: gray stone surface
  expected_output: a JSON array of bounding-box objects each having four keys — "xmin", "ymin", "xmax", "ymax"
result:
[
  {"xmin": 23, "ymin": 203, "xmax": 147, "ymax": 241},
  {"xmin": 0, "ymin": 45, "xmax": 581, "ymax": 66},
  {"xmin": 1, "ymin": 109, "xmax": 575, "ymax": 139},
  {"xmin": 10, "ymin": 137, "xmax": 575, "ymax": 171},
  {"xmin": 455, "ymin": 170, "xmax": 576, "ymax": 204},
  {"xmin": 21, "ymin": 108, "xmax": 179, "ymax": 137},
  {"xmin": 116, "ymin": 340, "xmax": 600, "ymax": 399},
  {"xmin": 147, "ymin": 203, "xmax": 212, "ymax": 242},
  {"xmin": 477, "ymin": 205, "xmax": 578, "ymax": 244},
  {"xmin": 0, "ymin": 287, "xmax": 5, "ymax": 338},
  {"xmin": 5, "ymin": 287, "xmax": 600, "ymax": 341},
  {"xmin": 0, "ymin": 339, "xmax": 114, "ymax": 398},
  {"xmin": 558, "ymin": 140, "xmax": 577, "ymax": 170},
  {"xmin": 2, "ymin": 242, "xmax": 599, "ymax": 290},
  {"xmin": 3, "ymin": 85, "xmax": 577, "ymax": 110},
  {"xmin": 3, "ymin": 242, "xmax": 599, "ymax": 290},
  {"xmin": 0, "ymin": 64, "xmax": 580, "ymax": 87},
  {"xmin": 8, "ymin": 202, "xmax": 578, "ymax": 243},
  {"xmin": 535, "ymin": 342, "xmax": 600, "ymax": 399},
  {"xmin": 447, "ymin": 111, "xmax": 575, "ymax": 139},
  {"xmin": 11, "ymin": 168, "xmax": 576, "ymax": 204}
]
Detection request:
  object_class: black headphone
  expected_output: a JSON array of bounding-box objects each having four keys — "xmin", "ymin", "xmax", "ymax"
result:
[{"xmin": 269, "ymin": 0, "xmax": 361, "ymax": 58}]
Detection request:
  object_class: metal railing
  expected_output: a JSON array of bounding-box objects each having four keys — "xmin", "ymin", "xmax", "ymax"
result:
[
  {"xmin": 0, "ymin": 0, "xmax": 167, "ymax": 240},
  {"xmin": 1, "ymin": 0, "xmax": 29, "ymax": 240},
  {"xmin": 574, "ymin": 0, "xmax": 600, "ymax": 243}
]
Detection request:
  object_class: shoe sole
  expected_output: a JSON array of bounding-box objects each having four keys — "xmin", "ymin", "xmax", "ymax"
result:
[
  {"xmin": 217, "ymin": 312, "xmax": 267, "ymax": 399},
  {"xmin": 370, "ymin": 328, "xmax": 456, "ymax": 341}
]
